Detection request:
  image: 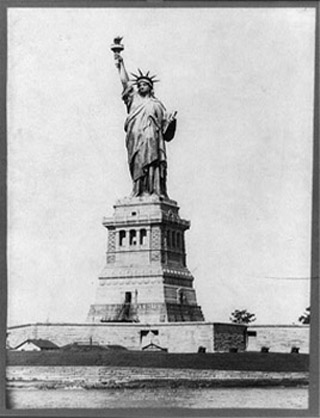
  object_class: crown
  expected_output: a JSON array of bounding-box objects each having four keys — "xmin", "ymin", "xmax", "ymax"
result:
[{"xmin": 131, "ymin": 69, "xmax": 159, "ymax": 87}]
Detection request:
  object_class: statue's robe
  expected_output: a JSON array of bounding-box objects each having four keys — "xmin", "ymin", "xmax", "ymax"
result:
[{"xmin": 122, "ymin": 85, "xmax": 175, "ymax": 197}]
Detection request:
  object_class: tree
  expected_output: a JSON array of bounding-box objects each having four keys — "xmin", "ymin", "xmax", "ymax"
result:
[
  {"xmin": 230, "ymin": 309, "xmax": 256, "ymax": 324},
  {"xmin": 298, "ymin": 307, "xmax": 310, "ymax": 324}
]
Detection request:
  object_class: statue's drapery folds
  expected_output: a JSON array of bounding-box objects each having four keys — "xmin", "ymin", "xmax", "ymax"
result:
[
  {"xmin": 122, "ymin": 84, "xmax": 175, "ymax": 197},
  {"xmin": 112, "ymin": 38, "xmax": 176, "ymax": 198}
]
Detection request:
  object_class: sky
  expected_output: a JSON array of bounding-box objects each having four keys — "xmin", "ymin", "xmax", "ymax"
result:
[{"xmin": 7, "ymin": 7, "xmax": 315, "ymax": 326}]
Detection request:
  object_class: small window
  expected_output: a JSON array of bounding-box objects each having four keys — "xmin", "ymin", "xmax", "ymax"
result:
[
  {"xmin": 125, "ymin": 292, "xmax": 132, "ymax": 303},
  {"xmin": 172, "ymin": 231, "xmax": 176, "ymax": 248},
  {"xmin": 179, "ymin": 290, "xmax": 184, "ymax": 305},
  {"xmin": 131, "ymin": 211, "xmax": 137, "ymax": 216},
  {"xmin": 130, "ymin": 230, "xmax": 137, "ymax": 245},
  {"xmin": 140, "ymin": 229, "xmax": 147, "ymax": 245},
  {"xmin": 166, "ymin": 230, "xmax": 171, "ymax": 247},
  {"xmin": 176, "ymin": 232, "xmax": 181, "ymax": 248},
  {"xmin": 119, "ymin": 230, "xmax": 126, "ymax": 246}
]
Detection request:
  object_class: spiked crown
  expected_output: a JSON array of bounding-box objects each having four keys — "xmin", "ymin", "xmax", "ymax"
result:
[{"xmin": 131, "ymin": 69, "xmax": 159, "ymax": 88}]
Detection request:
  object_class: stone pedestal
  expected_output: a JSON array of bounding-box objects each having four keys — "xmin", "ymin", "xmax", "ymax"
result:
[{"xmin": 87, "ymin": 195, "xmax": 204, "ymax": 323}]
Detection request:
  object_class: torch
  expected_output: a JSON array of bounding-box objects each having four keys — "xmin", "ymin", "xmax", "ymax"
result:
[{"xmin": 111, "ymin": 36, "xmax": 124, "ymax": 61}]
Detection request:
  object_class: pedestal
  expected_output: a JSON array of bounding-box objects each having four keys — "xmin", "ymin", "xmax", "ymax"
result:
[{"xmin": 87, "ymin": 195, "xmax": 204, "ymax": 323}]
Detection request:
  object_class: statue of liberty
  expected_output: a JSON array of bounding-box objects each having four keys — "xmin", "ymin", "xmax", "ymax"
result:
[{"xmin": 111, "ymin": 37, "xmax": 177, "ymax": 198}]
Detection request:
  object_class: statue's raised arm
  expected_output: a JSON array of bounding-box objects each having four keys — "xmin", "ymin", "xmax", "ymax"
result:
[
  {"xmin": 111, "ymin": 37, "xmax": 177, "ymax": 199},
  {"xmin": 111, "ymin": 37, "xmax": 129, "ymax": 89}
]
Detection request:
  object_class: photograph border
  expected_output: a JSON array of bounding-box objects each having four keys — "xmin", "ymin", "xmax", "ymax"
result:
[{"xmin": 0, "ymin": 1, "xmax": 319, "ymax": 417}]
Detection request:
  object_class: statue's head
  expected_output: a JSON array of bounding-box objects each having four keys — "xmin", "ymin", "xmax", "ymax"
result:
[
  {"xmin": 137, "ymin": 80, "xmax": 152, "ymax": 97},
  {"xmin": 131, "ymin": 69, "xmax": 159, "ymax": 96}
]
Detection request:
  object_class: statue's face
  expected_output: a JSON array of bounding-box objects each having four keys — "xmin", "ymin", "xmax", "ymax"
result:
[{"xmin": 138, "ymin": 81, "xmax": 151, "ymax": 96}]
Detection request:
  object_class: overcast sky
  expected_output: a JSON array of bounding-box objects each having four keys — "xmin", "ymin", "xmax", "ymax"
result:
[{"xmin": 7, "ymin": 7, "xmax": 315, "ymax": 326}]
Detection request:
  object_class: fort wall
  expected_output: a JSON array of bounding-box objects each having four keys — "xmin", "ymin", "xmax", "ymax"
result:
[
  {"xmin": 7, "ymin": 322, "xmax": 309, "ymax": 353},
  {"xmin": 7, "ymin": 322, "xmax": 247, "ymax": 353},
  {"xmin": 247, "ymin": 325, "xmax": 309, "ymax": 353}
]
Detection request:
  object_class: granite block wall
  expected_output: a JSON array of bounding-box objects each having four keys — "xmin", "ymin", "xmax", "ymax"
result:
[
  {"xmin": 7, "ymin": 322, "xmax": 215, "ymax": 353},
  {"xmin": 247, "ymin": 325, "xmax": 309, "ymax": 353},
  {"xmin": 213, "ymin": 323, "xmax": 247, "ymax": 352},
  {"xmin": 7, "ymin": 323, "xmax": 310, "ymax": 354}
]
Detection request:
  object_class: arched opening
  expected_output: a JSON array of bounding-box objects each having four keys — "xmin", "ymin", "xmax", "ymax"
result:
[
  {"xmin": 125, "ymin": 292, "xmax": 132, "ymax": 303},
  {"xmin": 119, "ymin": 230, "xmax": 126, "ymax": 247},
  {"xmin": 178, "ymin": 289, "xmax": 185, "ymax": 305},
  {"xmin": 172, "ymin": 231, "xmax": 176, "ymax": 248},
  {"xmin": 176, "ymin": 232, "xmax": 181, "ymax": 248},
  {"xmin": 129, "ymin": 230, "xmax": 137, "ymax": 246},
  {"xmin": 140, "ymin": 229, "xmax": 147, "ymax": 246},
  {"xmin": 166, "ymin": 229, "xmax": 171, "ymax": 247}
]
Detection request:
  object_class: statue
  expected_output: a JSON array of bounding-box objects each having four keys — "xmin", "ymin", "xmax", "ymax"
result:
[{"xmin": 111, "ymin": 37, "xmax": 177, "ymax": 198}]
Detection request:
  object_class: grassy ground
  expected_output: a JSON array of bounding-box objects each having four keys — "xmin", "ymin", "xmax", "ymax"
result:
[{"xmin": 7, "ymin": 350, "xmax": 309, "ymax": 372}]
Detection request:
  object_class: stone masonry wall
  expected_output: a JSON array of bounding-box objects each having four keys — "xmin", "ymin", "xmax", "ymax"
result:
[
  {"xmin": 7, "ymin": 323, "xmax": 215, "ymax": 353},
  {"xmin": 7, "ymin": 323, "xmax": 310, "ymax": 354},
  {"xmin": 213, "ymin": 323, "xmax": 247, "ymax": 352},
  {"xmin": 7, "ymin": 324, "xmax": 37, "ymax": 350},
  {"xmin": 247, "ymin": 325, "xmax": 309, "ymax": 353}
]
